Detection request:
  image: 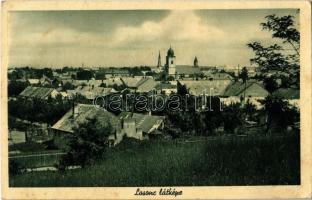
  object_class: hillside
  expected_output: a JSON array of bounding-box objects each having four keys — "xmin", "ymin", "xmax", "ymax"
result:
[{"xmin": 10, "ymin": 133, "xmax": 300, "ymax": 187}]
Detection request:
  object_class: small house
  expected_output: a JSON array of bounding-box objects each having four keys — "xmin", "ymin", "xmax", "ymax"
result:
[
  {"xmin": 222, "ymin": 81, "xmax": 269, "ymax": 109},
  {"xmin": 51, "ymin": 104, "xmax": 122, "ymax": 148},
  {"xmin": 19, "ymin": 86, "xmax": 59, "ymax": 100}
]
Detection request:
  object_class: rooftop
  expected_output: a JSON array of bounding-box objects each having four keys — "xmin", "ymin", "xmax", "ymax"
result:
[
  {"xmin": 223, "ymin": 81, "xmax": 268, "ymax": 97},
  {"xmin": 273, "ymin": 88, "xmax": 299, "ymax": 99},
  {"xmin": 52, "ymin": 104, "xmax": 121, "ymax": 134},
  {"xmin": 179, "ymin": 79, "xmax": 232, "ymax": 96},
  {"xmin": 19, "ymin": 86, "xmax": 56, "ymax": 99},
  {"xmin": 119, "ymin": 112, "xmax": 165, "ymax": 134},
  {"xmin": 176, "ymin": 65, "xmax": 203, "ymax": 75}
]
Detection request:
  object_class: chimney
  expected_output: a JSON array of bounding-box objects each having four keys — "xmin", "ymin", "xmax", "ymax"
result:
[
  {"xmin": 72, "ymin": 99, "xmax": 75, "ymax": 118},
  {"xmin": 72, "ymin": 93, "xmax": 77, "ymax": 119}
]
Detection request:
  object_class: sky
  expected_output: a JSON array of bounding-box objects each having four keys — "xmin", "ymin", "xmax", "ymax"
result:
[{"xmin": 9, "ymin": 9, "xmax": 299, "ymax": 68}]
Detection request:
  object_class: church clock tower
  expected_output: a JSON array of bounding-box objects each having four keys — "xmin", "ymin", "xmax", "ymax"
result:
[{"xmin": 166, "ymin": 46, "xmax": 176, "ymax": 76}]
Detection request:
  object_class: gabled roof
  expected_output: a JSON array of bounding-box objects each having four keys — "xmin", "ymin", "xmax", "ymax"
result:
[
  {"xmin": 121, "ymin": 77, "xmax": 143, "ymax": 88},
  {"xmin": 75, "ymin": 86, "xmax": 116, "ymax": 99},
  {"xmin": 27, "ymin": 79, "xmax": 40, "ymax": 84},
  {"xmin": 155, "ymin": 83, "xmax": 177, "ymax": 90},
  {"xmin": 178, "ymin": 79, "xmax": 232, "ymax": 96},
  {"xmin": 132, "ymin": 113, "xmax": 164, "ymax": 133},
  {"xmin": 62, "ymin": 78, "xmax": 123, "ymax": 87},
  {"xmin": 19, "ymin": 86, "xmax": 56, "ymax": 99},
  {"xmin": 120, "ymin": 77, "xmax": 158, "ymax": 93},
  {"xmin": 223, "ymin": 81, "xmax": 268, "ymax": 97},
  {"xmin": 273, "ymin": 88, "xmax": 299, "ymax": 99},
  {"xmin": 101, "ymin": 68, "xmax": 129, "ymax": 74},
  {"xmin": 119, "ymin": 112, "xmax": 165, "ymax": 134},
  {"xmin": 136, "ymin": 78, "xmax": 158, "ymax": 93},
  {"xmin": 203, "ymin": 72, "xmax": 233, "ymax": 80},
  {"xmin": 52, "ymin": 104, "xmax": 121, "ymax": 134},
  {"xmin": 176, "ymin": 65, "xmax": 203, "ymax": 75}
]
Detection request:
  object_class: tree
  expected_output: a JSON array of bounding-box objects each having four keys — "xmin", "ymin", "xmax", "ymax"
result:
[
  {"xmin": 166, "ymin": 76, "xmax": 174, "ymax": 81},
  {"xmin": 222, "ymin": 103, "xmax": 244, "ymax": 134},
  {"xmin": 59, "ymin": 117, "xmax": 112, "ymax": 169},
  {"xmin": 239, "ymin": 67, "xmax": 248, "ymax": 102},
  {"xmin": 76, "ymin": 70, "xmax": 94, "ymax": 80},
  {"xmin": 62, "ymin": 82, "xmax": 75, "ymax": 91},
  {"xmin": 95, "ymin": 71, "xmax": 106, "ymax": 80},
  {"xmin": 260, "ymin": 95, "xmax": 299, "ymax": 133},
  {"xmin": 248, "ymin": 14, "xmax": 299, "ymax": 88},
  {"xmin": 244, "ymin": 99, "xmax": 257, "ymax": 121},
  {"xmin": 8, "ymin": 80, "xmax": 29, "ymax": 96},
  {"xmin": 263, "ymin": 77, "xmax": 278, "ymax": 93},
  {"xmin": 261, "ymin": 14, "xmax": 299, "ymax": 55}
]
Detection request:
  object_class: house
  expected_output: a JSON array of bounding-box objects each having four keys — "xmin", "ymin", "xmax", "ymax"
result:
[
  {"xmin": 119, "ymin": 112, "xmax": 165, "ymax": 138},
  {"xmin": 222, "ymin": 81, "xmax": 269, "ymax": 109},
  {"xmin": 51, "ymin": 104, "xmax": 122, "ymax": 148},
  {"xmin": 27, "ymin": 79, "xmax": 40, "ymax": 85},
  {"xmin": 9, "ymin": 130, "xmax": 26, "ymax": 145},
  {"xmin": 101, "ymin": 68, "xmax": 129, "ymax": 77},
  {"xmin": 155, "ymin": 83, "xmax": 177, "ymax": 95},
  {"xmin": 101, "ymin": 77, "xmax": 124, "ymax": 87},
  {"xmin": 136, "ymin": 78, "xmax": 158, "ymax": 93},
  {"xmin": 120, "ymin": 77, "xmax": 158, "ymax": 93},
  {"xmin": 61, "ymin": 78, "xmax": 123, "ymax": 88},
  {"xmin": 273, "ymin": 88, "xmax": 300, "ymax": 108},
  {"xmin": 74, "ymin": 86, "xmax": 117, "ymax": 100},
  {"xmin": 120, "ymin": 77, "xmax": 143, "ymax": 88},
  {"xmin": 203, "ymin": 72, "xmax": 234, "ymax": 81},
  {"xmin": 40, "ymin": 75, "xmax": 53, "ymax": 86},
  {"xmin": 59, "ymin": 91, "xmax": 69, "ymax": 99},
  {"xmin": 19, "ymin": 86, "xmax": 59, "ymax": 100},
  {"xmin": 177, "ymin": 79, "xmax": 232, "ymax": 96}
]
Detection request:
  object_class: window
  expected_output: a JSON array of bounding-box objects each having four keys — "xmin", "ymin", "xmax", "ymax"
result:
[{"xmin": 171, "ymin": 61, "xmax": 174, "ymax": 64}]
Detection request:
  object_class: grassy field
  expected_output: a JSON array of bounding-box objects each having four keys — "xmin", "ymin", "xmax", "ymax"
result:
[{"xmin": 9, "ymin": 133, "xmax": 300, "ymax": 187}]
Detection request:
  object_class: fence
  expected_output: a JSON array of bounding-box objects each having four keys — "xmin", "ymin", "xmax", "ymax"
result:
[{"xmin": 9, "ymin": 151, "xmax": 66, "ymax": 168}]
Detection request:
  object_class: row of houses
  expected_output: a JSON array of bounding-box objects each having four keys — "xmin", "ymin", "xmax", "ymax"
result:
[
  {"xmin": 17, "ymin": 75, "xmax": 300, "ymax": 149},
  {"xmin": 51, "ymin": 104, "xmax": 165, "ymax": 148},
  {"xmin": 19, "ymin": 75, "xmax": 300, "ymax": 110},
  {"xmin": 177, "ymin": 79, "xmax": 299, "ymax": 109}
]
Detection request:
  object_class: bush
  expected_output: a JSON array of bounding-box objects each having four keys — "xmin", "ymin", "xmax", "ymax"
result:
[
  {"xmin": 59, "ymin": 117, "xmax": 112, "ymax": 168},
  {"xmin": 9, "ymin": 160, "xmax": 25, "ymax": 176}
]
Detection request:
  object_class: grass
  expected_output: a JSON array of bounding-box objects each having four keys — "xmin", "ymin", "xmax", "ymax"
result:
[{"xmin": 9, "ymin": 132, "xmax": 300, "ymax": 187}]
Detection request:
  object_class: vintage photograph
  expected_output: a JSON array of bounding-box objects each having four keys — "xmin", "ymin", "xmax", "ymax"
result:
[{"xmin": 6, "ymin": 7, "xmax": 302, "ymax": 189}]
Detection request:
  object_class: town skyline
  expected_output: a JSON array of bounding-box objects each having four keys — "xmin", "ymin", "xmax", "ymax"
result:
[{"xmin": 9, "ymin": 9, "xmax": 298, "ymax": 68}]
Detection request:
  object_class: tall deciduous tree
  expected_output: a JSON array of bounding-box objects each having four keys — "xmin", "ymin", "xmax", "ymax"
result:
[
  {"xmin": 248, "ymin": 14, "xmax": 300, "ymax": 88},
  {"xmin": 239, "ymin": 67, "xmax": 248, "ymax": 102},
  {"xmin": 59, "ymin": 117, "xmax": 112, "ymax": 169}
]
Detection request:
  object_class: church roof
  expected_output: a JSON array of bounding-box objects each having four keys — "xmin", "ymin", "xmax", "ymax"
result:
[
  {"xmin": 176, "ymin": 65, "xmax": 203, "ymax": 75},
  {"xmin": 167, "ymin": 47, "xmax": 175, "ymax": 57}
]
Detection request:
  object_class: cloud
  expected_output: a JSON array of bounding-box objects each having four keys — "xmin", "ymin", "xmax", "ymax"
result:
[{"xmin": 111, "ymin": 10, "xmax": 225, "ymax": 47}]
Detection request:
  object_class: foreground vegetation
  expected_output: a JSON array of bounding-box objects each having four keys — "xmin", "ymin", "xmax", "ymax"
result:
[{"xmin": 10, "ymin": 132, "xmax": 300, "ymax": 187}]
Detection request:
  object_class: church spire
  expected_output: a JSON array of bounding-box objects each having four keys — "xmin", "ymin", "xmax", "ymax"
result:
[
  {"xmin": 194, "ymin": 56, "xmax": 198, "ymax": 67},
  {"xmin": 157, "ymin": 50, "xmax": 161, "ymax": 68}
]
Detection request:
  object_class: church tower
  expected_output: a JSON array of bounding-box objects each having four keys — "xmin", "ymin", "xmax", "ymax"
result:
[
  {"xmin": 194, "ymin": 56, "xmax": 198, "ymax": 67},
  {"xmin": 157, "ymin": 51, "xmax": 162, "ymax": 68},
  {"xmin": 166, "ymin": 46, "xmax": 176, "ymax": 76}
]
